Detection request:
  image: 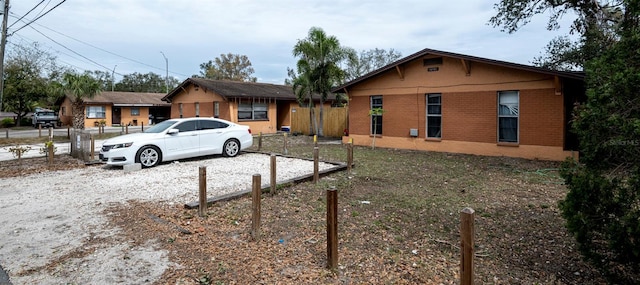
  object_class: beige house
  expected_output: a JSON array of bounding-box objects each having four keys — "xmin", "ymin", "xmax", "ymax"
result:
[
  {"xmin": 162, "ymin": 78, "xmax": 339, "ymax": 135},
  {"xmin": 57, "ymin": 92, "xmax": 170, "ymax": 128},
  {"xmin": 333, "ymin": 48, "xmax": 586, "ymax": 161}
]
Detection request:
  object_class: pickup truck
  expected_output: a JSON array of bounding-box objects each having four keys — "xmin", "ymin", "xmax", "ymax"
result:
[{"xmin": 32, "ymin": 109, "xmax": 60, "ymax": 128}]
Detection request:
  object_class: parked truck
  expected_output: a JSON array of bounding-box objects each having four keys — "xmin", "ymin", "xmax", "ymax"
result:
[{"xmin": 31, "ymin": 108, "xmax": 60, "ymax": 128}]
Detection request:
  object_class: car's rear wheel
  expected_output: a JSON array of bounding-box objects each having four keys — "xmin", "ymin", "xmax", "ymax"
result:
[
  {"xmin": 223, "ymin": 139, "xmax": 240, "ymax": 157},
  {"xmin": 136, "ymin": 146, "xmax": 161, "ymax": 168}
]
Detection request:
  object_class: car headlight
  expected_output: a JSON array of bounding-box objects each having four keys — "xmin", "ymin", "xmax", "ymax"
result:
[{"xmin": 111, "ymin": 142, "xmax": 133, "ymax": 149}]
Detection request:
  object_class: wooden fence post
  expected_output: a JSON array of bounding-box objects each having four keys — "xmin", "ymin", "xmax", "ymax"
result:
[
  {"xmin": 38, "ymin": 124, "xmax": 42, "ymax": 137},
  {"xmin": 5, "ymin": 129, "xmax": 8, "ymax": 138},
  {"xmin": 347, "ymin": 140, "xmax": 353, "ymax": 174},
  {"xmin": 326, "ymin": 187, "xmax": 338, "ymax": 269},
  {"xmin": 48, "ymin": 127, "xmax": 53, "ymax": 140},
  {"xmin": 314, "ymin": 134, "xmax": 317, "ymax": 147},
  {"xmin": 258, "ymin": 132, "xmax": 262, "ymax": 151},
  {"xmin": 270, "ymin": 153, "xmax": 276, "ymax": 195},
  {"xmin": 283, "ymin": 133, "xmax": 288, "ymax": 155},
  {"xmin": 199, "ymin": 166, "xmax": 207, "ymax": 217},
  {"xmin": 121, "ymin": 125, "xmax": 124, "ymax": 135},
  {"xmin": 47, "ymin": 143, "xmax": 54, "ymax": 166},
  {"xmin": 251, "ymin": 174, "xmax": 261, "ymax": 240},
  {"xmin": 67, "ymin": 126, "xmax": 70, "ymax": 139},
  {"xmin": 313, "ymin": 146, "xmax": 319, "ymax": 183},
  {"xmin": 90, "ymin": 135, "xmax": 95, "ymax": 160},
  {"xmin": 460, "ymin": 207, "xmax": 475, "ymax": 285},
  {"xmin": 141, "ymin": 122, "xmax": 144, "ymax": 132},
  {"xmin": 125, "ymin": 125, "xmax": 129, "ymax": 134}
]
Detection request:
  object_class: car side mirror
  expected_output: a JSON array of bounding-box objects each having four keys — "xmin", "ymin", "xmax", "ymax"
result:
[{"xmin": 167, "ymin": 129, "xmax": 179, "ymax": 135}]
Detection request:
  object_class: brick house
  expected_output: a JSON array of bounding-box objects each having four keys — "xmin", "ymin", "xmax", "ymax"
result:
[
  {"xmin": 162, "ymin": 78, "xmax": 339, "ymax": 135},
  {"xmin": 333, "ymin": 48, "xmax": 585, "ymax": 161},
  {"xmin": 57, "ymin": 92, "xmax": 170, "ymax": 128}
]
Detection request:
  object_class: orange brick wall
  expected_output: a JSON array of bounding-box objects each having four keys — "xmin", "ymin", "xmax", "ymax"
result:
[
  {"xmin": 520, "ymin": 89, "xmax": 564, "ymax": 147},
  {"xmin": 443, "ymin": 91, "xmax": 496, "ymax": 143},
  {"xmin": 349, "ymin": 96, "xmax": 371, "ymax": 135},
  {"xmin": 348, "ymin": 89, "xmax": 564, "ymax": 147}
]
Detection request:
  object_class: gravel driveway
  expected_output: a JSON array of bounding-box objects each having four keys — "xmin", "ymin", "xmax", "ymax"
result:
[{"xmin": 0, "ymin": 152, "xmax": 338, "ymax": 284}]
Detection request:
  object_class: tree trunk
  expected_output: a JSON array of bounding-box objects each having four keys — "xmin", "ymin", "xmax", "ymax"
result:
[
  {"xmin": 71, "ymin": 100, "xmax": 85, "ymax": 130},
  {"xmin": 318, "ymin": 98, "xmax": 324, "ymax": 137}
]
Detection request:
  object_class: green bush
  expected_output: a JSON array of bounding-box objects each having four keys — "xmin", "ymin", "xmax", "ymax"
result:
[
  {"xmin": 559, "ymin": 160, "xmax": 640, "ymax": 283},
  {"xmin": 0, "ymin": 118, "xmax": 14, "ymax": 128}
]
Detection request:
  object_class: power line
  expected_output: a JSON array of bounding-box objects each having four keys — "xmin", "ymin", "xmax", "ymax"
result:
[
  {"xmin": 9, "ymin": 0, "xmax": 65, "ymax": 36},
  {"xmin": 8, "ymin": 13, "xmax": 189, "ymax": 78},
  {"xmin": 7, "ymin": 0, "xmax": 45, "ymax": 29}
]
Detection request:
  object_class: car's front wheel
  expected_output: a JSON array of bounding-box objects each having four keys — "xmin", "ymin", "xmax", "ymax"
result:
[
  {"xmin": 223, "ymin": 139, "xmax": 240, "ymax": 157},
  {"xmin": 136, "ymin": 146, "xmax": 161, "ymax": 168}
]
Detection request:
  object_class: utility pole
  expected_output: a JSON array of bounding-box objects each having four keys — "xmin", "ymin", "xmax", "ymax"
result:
[
  {"xmin": 111, "ymin": 65, "xmax": 117, "ymax": 91},
  {"xmin": 160, "ymin": 51, "xmax": 168, "ymax": 93},
  {"xmin": 0, "ymin": 0, "xmax": 10, "ymax": 112}
]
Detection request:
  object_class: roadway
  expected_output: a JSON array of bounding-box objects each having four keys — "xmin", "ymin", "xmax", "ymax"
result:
[{"xmin": 0, "ymin": 126, "xmax": 141, "ymax": 161}]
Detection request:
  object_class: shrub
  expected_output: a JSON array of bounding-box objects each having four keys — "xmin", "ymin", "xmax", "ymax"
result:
[{"xmin": 1, "ymin": 118, "xmax": 14, "ymax": 128}]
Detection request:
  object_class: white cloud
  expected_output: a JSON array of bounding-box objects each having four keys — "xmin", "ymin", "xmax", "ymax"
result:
[{"xmin": 8, "ymin": 0, "xmax": 577, "ymax": 85}]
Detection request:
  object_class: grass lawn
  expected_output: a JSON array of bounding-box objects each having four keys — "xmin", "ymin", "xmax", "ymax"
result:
[{"xmin": 101, "ymin": 134, "xmax": 606, "ymax": 284}]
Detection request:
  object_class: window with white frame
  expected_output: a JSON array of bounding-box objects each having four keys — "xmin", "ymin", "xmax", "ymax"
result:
[
  {"xmin": 195, "ymin": 102, "xmax": 200, "ymax": 117},
  {"xmin": 426, "ymin": 94, "xmax": 442, "ymax": 138},
  {"xmin": 238, "ymin": 100, "xmax": 268, "ymax": 120},
  {"xmin": 86, "ymin": 106, "xmax": 106, "ymax": 119},
  {"xmin": 498, "ymin": 91, "xmax": 519, "ymax": 143},
  {"xmin": 370, "ymin": 95, "xmax": 383, "ymax": 135},
  {"xmin": 130, "ymin": 107, "xmax": 140, "ymax": 116}
]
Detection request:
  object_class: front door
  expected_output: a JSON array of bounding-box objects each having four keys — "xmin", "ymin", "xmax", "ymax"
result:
[
  {"xmin": 112, "ymin": 107, "xmax": 121, "ymax": 125},
  {"xmin": 163, "ymin": 120, "xmax": 199, "ymax": 160}
]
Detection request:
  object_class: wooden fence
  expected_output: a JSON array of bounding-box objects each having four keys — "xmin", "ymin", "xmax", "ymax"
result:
[{"xmin": 290, "ymin": 106, "xmax": 347, "ymax": 138}]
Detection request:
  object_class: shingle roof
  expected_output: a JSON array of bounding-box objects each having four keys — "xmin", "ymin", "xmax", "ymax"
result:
[
  {"xmin": 162, "ymin": 78, "xmax": 294, "ymax": 102},
  {"xmin": 332, "ymin": 48, "xmax": 585, "ymax": 93},
  {"xmin": 84, "ymin": 92, "xmax": 170, "ymax": 106},
  {"xmin": 162, "ymin": 78, "xmax": 335, "ymax": 103}
]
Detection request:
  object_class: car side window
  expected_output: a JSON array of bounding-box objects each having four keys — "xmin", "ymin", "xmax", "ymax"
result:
[
  {"xmin": 174, "ymin": 121, "xmax": 197, "ymax": 133},
  {"xmin": 199, "ymin": 120, "xmax": 228, "ymax": 130}
]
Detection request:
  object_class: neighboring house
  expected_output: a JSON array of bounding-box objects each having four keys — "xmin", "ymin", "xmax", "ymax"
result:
[
  {"xmin": 162, "ymin": 78, "xmax": 339, "ymax": 135},
  {"xmin": 333, "ymin": 48, "xmax": 585, "ymax": 161},
  {"xmin": 57, "ymin": 92, "xmax": 171, "ymax": 128}
]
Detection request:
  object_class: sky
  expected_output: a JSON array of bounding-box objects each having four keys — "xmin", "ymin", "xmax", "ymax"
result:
[{"xmin": 6, "ymin": 0, "xmax": 576, "ymax": 85}]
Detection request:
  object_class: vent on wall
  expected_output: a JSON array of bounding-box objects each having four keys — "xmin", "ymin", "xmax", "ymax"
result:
[
  {"xmin": 423, "ymin": 57, "xmax": 443, "ymax": 66},
  {"xmin": 410, "ymin": 129, "xmax": 419, "ymax": 137}
]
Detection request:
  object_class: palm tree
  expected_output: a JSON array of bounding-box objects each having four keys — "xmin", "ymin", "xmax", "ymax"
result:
[
  {"xmin": 289, "ymin": 64, "xmax": 318, "ymax": 135},
  {"xmin": 292, "ymin": 27, "xmax": 348, "ymax": 137},
  {"xmin": 52, "ymin": 73, "xmax": 101, "ymax": 129}
]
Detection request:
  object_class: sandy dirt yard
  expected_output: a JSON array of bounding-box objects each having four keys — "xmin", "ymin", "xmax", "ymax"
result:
[{"xmin": 0, "ymin": 153, "xmax": 335, "ymax": 284}]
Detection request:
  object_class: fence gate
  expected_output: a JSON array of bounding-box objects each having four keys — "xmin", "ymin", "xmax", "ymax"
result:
[{"xmin": 290, "ymin": 106, "xmax": 347, "ymax": 137}]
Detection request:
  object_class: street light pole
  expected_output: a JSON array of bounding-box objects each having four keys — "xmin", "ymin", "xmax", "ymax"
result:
[{"xmin": 160, "ymin": 51, "xmax": 168, "ymax": 93}]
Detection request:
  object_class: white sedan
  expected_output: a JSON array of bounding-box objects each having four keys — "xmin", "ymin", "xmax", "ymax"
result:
[{"xmin": 99, "ymin": 117, "xmax": 253, "ymax": 168}]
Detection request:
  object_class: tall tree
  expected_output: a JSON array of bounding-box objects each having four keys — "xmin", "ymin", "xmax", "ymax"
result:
[
  {"xmin": 344, "ymin": 48, "xmax": 402, "ymax": 81},
  {"xmin": 114, "ymin": 72, "xmax": 179, "ymax": 93},
  {"xmin": 292, "ymin": 27, "xmax": 350, "ymax": 137},
  {"xmin": 52, "ymin": 73, "xmax": 101, "ymax": 129},
  {"xmin": 3, "ymin": 42, "xmax": 62, "ymax": 126},
  {"xmin": 198, "ymin": 53, "xmax": 257, "ymax": 82},
  {"xmin": 84, "ymin": 70, "xmax": 115, "ymax": 91},
  {"xmin": 491, "ymin": 1, "xmax": 638, "ymax": 283},
  {"xmin": 490, "ymin": 0, "xmax": 622, "ymax": 69},
  {"xmin": 287, "ymin": 67, "xmax": 318, "ymax": 135}
]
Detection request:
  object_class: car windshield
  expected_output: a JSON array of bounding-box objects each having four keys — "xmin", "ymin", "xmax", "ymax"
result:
[
  {"xmin": 39, "ymin": 112, "xmax": 55, "ymax": 116},
  {"xmin": 143, "ymin": 120, "xmax": 178, "ymax": 133}
]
